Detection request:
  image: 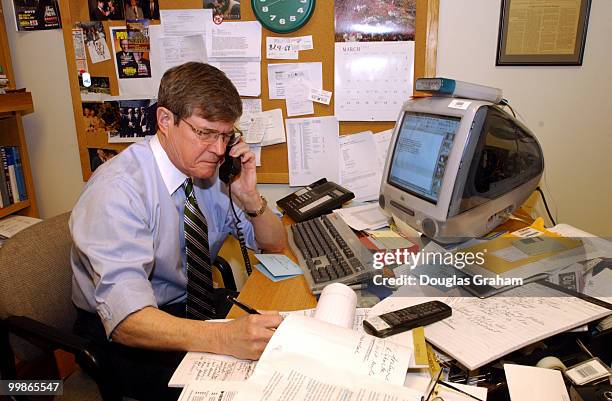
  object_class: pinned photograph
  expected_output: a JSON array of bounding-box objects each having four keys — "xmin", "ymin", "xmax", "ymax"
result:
[
  {"xmin": 12, "ymin": 0, "xmax": 61, "ymax": 31},
  {"xmin": 111, "ymin": 28, "xmax": 151, "ymax": 79},
  {"xmin": 141, "ymin": 0, "xmax": 159, "ymax": 19},
  {"xmin": 79, "ymin": 76, "xmax": 111, "ymax": 95},
  {"xmin": 203, "ymin": 0, "xmax": 241, "ymax": 21},
  {"xmin": 88, "ymin": 148, "xmax": 119, "ymax": 172},
  {"xmin": 126, "ymin": 19, "xmax": 150, "ymax": 52},
  {"xmin": 89, "ymin": 0, "xmax": 125, "ymax": 20},
  {"xmin": 122, "ymin": 0, "xmax": 159, "ymax": 19},
  {"xmin": 75, "ymin": 21, "xmax": 111, "ymax": 63},
  {"xmin": 335, "ymin": 0, "xmax": 416, "ymax": 42},
  {"xmin": 106, "ymin": 99, "xmax": 156, "ymax": 143},
  {"xmin": 82, "ymin": 102, "xmax": 117, "ymax": 134}
]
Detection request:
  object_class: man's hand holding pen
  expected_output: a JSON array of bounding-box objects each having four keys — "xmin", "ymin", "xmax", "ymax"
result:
[{"xmin": 217, "ymin": 296, "xmax": 282, "ymax": 360}]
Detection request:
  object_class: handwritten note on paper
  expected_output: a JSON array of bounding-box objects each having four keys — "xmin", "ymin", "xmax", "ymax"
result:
[
  {"xmin": 372, "ymin": 283, "xmax": 612, "ymax": 370},
  {"xmin": 261, "ymin": 315, "xmax": 411, "ymax": 385},
  {"xmin": 286, "ymin": 84, "xmax": 314, "ymax": 117},
  {"xmin": 177, "ymin": 383, "xmax": 243, "ymax": 401},
  {"xmin": 266, "ymin": 35, "xmax": 313, "ymax": 59},
  {"xmin": 169, "ymin": 353, "xmax": 256, "ymax": 387},
  {"xmin": 242, "ymin": 109, "xmax": 286, "ymax": 146},
  {"xmin": 266, "ymin": 37, "xmax": 299, "ymax": 59},
  {"xmin": 244, "ymin": 114, "xmax": 265, "ymax": 144},
  {"xmin": 238, "ymin": 99, "xmax": 262, "ymax": 132},
  {"xmin": 259, "ymin": 108, "xmax": 286, "ymax": 146},
  {"xmin": 355, "ymin": 335, "xmax": 401, "ymax": 383},
  {"xmin": 281, "ymin": 308, "xmax": 371, "ymax": 331}
]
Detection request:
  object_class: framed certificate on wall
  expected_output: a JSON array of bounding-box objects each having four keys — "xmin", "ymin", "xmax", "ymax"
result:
[{"xmin": 496, "ymin": 0, "xmax": 592, "ymax": 66}]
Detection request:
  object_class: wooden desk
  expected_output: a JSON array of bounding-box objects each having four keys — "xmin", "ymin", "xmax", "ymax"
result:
[
  {"xmin": 227, "ymin": 210, "xmax": 534, "ymax": 319},
  {"xmin": 227, "ymin": 215, "xmax": 316, "ymax": 318}
]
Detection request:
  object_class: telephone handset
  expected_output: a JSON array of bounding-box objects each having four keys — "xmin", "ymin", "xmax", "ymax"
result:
[
  {"xmin": 218, "ymin": 143, "xmax": 253, "ymax": 275},
  {"xmin": 219, "ymin": 144, "xmax": 241, "ymax": 184}
]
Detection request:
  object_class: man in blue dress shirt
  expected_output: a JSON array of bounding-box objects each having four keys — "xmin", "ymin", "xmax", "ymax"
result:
[{"xmin": 70, "ymin": 62, "xmax": 286, "ymax": 400}]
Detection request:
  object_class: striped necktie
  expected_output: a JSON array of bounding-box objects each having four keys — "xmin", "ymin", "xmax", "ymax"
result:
[{"xmin": 183, "ymin": 178, "xmax": 216, "ymax": 320}]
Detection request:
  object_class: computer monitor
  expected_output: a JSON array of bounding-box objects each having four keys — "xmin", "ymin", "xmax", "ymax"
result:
[{"xmin": 379, "ymin": 97, "xmax": 544, "ymax": 243}]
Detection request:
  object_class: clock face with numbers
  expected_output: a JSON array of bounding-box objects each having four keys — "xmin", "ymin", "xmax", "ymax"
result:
[{"xmin": 251, "ymin": 0, "xmax": 316, "ymax": 34}]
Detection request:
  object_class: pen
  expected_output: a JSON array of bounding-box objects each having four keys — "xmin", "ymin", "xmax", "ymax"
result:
[
  {"xmin": 436, "ymin": 381, "xmax": 484, "ymax": 401},
  {"xmin": 226, "ymin": 295, "xmax": 261, "ymax": 315},
  {"xmin": 312, "ymin": 283, "xmax": 367, "ymax": 296}
]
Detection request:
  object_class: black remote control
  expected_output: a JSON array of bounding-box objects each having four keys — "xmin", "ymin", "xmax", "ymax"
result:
[{"xmin": 363, "ymin": 301, "xmax": 452, "ymax": 338}]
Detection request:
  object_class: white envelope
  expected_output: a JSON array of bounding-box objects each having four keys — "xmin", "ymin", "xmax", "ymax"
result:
[{"xmin": 504, "ymin": 364, "xmax": 570, "ymax": 401}]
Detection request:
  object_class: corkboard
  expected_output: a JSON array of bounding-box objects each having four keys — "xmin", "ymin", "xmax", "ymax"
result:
[{"xmin": 59, "ymin": 0, "xmax": 439, "ymax": 182}]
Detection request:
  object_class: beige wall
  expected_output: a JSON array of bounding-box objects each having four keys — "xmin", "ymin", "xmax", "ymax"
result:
[
  {"xmin": 1, "ymin": 0, "xmax": 84, "ymax": 218},
  {"xmin": 3, "ymin": 0, "xmax": 610, "ymax": 234}
]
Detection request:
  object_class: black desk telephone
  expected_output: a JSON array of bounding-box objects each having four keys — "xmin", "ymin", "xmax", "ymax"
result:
[{"xmin": 276, "ymin": 178, "xmax": 354, "ymax": 222}]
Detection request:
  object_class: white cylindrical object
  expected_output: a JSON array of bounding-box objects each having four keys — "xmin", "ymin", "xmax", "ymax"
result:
[
  {"xmin": 313, "ymin": 283, "xmax": 357, "ymax": 329},
  {"xmin": 536, "ymin": 356, "xmax": 567, "ymax": 371}
]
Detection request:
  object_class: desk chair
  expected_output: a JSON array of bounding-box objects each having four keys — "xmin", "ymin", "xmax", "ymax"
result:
[{"xmin": 0, "ymin": 212, "xmax": 237, "ymax": 400}]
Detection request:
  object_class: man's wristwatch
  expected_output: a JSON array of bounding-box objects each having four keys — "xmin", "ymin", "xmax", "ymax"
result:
[{"xmin": 246, "ymin": 196, "xmax": 267, "ymax": 218}]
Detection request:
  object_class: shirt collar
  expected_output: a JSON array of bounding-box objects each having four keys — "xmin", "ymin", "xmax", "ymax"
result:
[{"xmin": 150, "ymin": 134, "xmax": 187, "ymax": 195}]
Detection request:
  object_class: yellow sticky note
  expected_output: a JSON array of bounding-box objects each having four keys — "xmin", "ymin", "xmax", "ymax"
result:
[{"xmin": 413, "ymin": 326, "xmax": 428, "ymax": 366}]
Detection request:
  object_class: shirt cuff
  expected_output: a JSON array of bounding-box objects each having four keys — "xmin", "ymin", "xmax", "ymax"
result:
[{"xmin": 97, "ymin": 277, "xmax": 158, "ymax": 338}]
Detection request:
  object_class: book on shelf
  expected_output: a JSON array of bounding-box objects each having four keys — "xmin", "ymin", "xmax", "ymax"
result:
[{"xmin": 0, "ymin": 146, "xmax": 28, "ymax": 208}]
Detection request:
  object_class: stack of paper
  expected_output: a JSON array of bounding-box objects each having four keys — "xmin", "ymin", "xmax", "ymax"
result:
[
  {"xmin": 460, "ymin": 219, "xmax": 606, "ymax": 288},
  {"xmin": 371, "ymin": 283, "xmax": 612, "ymax": 370},
  {"xmin": 170, "ymin": 285, "xmax": 413, "ymax": 391},
  {"xmin": 332, "ymin": 203, "xmax": 389, "ymax": 231},
  {"xmin": 0, "ymin": 215, "xmax": 42, "ymax": 242},
  {"xmin": 158, "ymin": 10, "xmax": 262, "ymax": 97},
  {"xmin": 254, "ymin": 254, "xmax": 303, "ymax": 282}
]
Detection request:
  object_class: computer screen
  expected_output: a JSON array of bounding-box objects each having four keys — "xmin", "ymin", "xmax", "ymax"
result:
[{"xmin": 388, "ymin": 112, "xmax": 461, "ymax": 204}]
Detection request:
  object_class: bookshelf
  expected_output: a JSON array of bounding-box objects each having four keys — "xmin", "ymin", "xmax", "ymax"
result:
[{"xmin": 0, "ymin": 3, "xmax": 38, "ymax": 218}]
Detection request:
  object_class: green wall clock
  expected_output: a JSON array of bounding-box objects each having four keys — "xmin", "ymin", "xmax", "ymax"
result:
[{"xmin": 251, "ymin": 0, "xmax": 316, "ymax": 34}]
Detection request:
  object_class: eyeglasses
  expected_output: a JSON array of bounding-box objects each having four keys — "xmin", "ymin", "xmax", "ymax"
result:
[
  {"xmin": 181, "ymin": 118, "xmax": 241, "ymax": 146},
  {"xmin": 421, "ymin": 369, "xmax": 484, "ymax": 401}
]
